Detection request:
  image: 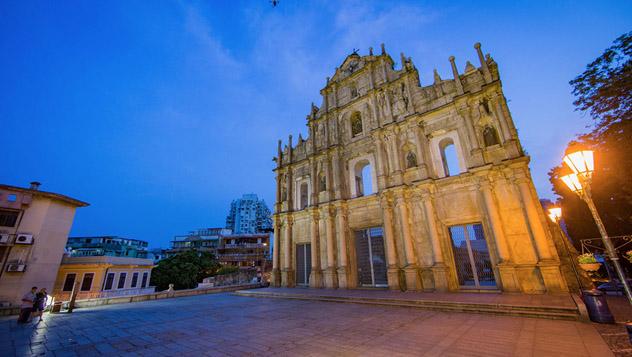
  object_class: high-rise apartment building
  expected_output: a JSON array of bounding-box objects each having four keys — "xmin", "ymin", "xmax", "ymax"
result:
[{"xmin": 225, "ymin": 194, "xmax": 272, "ymax": 234}]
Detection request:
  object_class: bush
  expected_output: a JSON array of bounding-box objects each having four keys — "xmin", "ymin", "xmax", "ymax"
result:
[
  {"xmin": 215, "ymin": 265, "xmax": 240, "ymax": 276},
  {"xmin": 150, "ymin": 250, "xmax": 220, "ymax": 291}
]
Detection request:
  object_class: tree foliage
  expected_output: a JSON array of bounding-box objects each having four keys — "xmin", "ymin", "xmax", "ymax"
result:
[
  {"xmin": 549, "ymin": 32, "xmax": 632, "ymax": 242},
  {"xmin": 150, "ymin": 250, "xmax": 220, "ymax": 291}
]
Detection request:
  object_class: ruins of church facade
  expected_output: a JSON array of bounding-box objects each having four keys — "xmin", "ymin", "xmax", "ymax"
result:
[{"xmin": 271, "ymin": 43, "xmax": 570, "ymax": 293}]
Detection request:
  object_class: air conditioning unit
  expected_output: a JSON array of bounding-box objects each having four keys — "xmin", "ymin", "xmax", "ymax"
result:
[
  {"xmin": 6, "ymin": 264, "xmax": 26, "ymax": 272},
  {"xmin": 0, "ymin": 234, "xmax": 10, "ymax": 244},
  {"xmin": 15, "ymin": 234, "xmax": 34, "ymax": 245}
]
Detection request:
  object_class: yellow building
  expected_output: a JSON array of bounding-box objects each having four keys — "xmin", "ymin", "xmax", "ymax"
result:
[
  {"xmin": 53, "ymin": 256, "xmax": 154, "ymax": 301},
  {"xmin": 0, "ymin": 182, "xmax": 88, "ymax": 306}
]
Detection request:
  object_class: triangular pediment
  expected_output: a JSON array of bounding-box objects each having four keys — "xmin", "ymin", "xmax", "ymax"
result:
[{"xmin": 331, "ymin": 53, "xmax": 365, "ymax": 82}]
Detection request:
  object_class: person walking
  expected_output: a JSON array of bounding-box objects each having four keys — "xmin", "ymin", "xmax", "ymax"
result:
[
  {"xmin": 17, "ymin": 286, "xmax": 37, "ymax": 324},
  {"xmin": 32, "ymin": 288, "xmax": 48, "ymax": 322}
]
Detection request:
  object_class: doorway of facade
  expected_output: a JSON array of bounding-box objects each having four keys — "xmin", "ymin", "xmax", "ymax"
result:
[
  {"xmin": 295, "ymin": 243, "xmax": 311, "ymax": 286},
  {"xmin": 448, "ymin": 223, "xmax": 497, "ymax": 289},
  {"xmin": 354, "ymin": 227, "xmax": 388, "ymax": 287}
]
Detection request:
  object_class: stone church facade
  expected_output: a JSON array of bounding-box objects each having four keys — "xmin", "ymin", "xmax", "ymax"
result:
[{"xmin": 271, "ymin": 43, "xmax": 570, "ymax": 294}]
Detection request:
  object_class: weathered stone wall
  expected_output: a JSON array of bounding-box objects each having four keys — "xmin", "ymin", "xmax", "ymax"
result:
[{"xmin": 271, "ymin": 43, "xmax": 569, "ymax": 294}]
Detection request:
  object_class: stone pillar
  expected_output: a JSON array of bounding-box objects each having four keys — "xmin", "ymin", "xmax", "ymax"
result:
[
  {"xmin": 323, "ymin": 206, "xmax": 338, "ymax": 288},
  {"xmin": 491, "ymin": 95, "xmax": 512, "ymax": 142},
  {"xmin": 372, "ymin": 132, "xmax": 388, "ymax": 190},
  {"xmin": 395, "ymin": 191, "xmax": 421, "ymax": 291},
  {"xmin": 310, "ymin": 158, "xmax": 318, "ymax": 206},
  {"xmin": 380, "ymin": 194, "xmax": 401, "ymax": 290},
  {"xmin": 421, "ymin": 191, "xmax": 448, "ymax": 291},
  {"xmin": 449, "ymin": 56, "xmax": 464, "ymax": 95},
  {"xmin": 281, "ymin": 216, "xmax": 295, "ymax": 287},
  {"xmin": 309, "ymin": 209, "xmax": 322, "ymax": 288},
  {"xmin": 474, "ymin": 42, "xmax": 492, "ymax": 83},
  {"xmin": 332, "ymin": 149, "xmax": 343, "ymax": 200},
  {"xmin": 416, "ymin": 124, "xmax": 434, "ymax": 178},
  {"xmin": 479, "ymin": 181, "xmax": 520, "ymax": 292},
  {"xmin": 271, "ymin": 217, "xmax": 281, "ymax": 287},
  {"xmin": 459, "ymin": 107, "xmax": 484, "ymax": 167},
  {"xmin": 336, "ymin": 203, "xmax": 349, "ymax": 288},
  {"xmin": 516, "ymin": 179, "xmax": 553, "ymax": 260}
]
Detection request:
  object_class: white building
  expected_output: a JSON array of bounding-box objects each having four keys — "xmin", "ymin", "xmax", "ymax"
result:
[{"xmin": 225, "ymin": 194, "xmax": 272, "ymax": 234}]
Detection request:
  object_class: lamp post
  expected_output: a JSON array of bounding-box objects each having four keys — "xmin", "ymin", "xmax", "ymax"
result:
[
  {"xmin": 560, "ymin": 149, "xmax": 632, "ymax": 304},
  {"xmin": 547, "ymin": 206, "xmax": 583, "ymax": 292}
]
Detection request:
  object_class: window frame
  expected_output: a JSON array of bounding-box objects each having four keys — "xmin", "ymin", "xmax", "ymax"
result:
[
  {"xmin": 117, "ymin": 272, "xmax": 127, "ymax": 289},
  {"xmin": 62, "ymin": 273, "xmax": 77, "ymax": 292},
  {"xmin": 80, "ymin": 272, "xmax": 95, "ymax": 291},
  {"xmin": 103, "ymin": 272, "xmax": 115, "ymax": 291}
]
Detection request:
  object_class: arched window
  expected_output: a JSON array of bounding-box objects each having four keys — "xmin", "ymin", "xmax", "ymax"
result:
[
  {"xmin": 406, "ymin": 151, "xmax": 418, "ymax": 169},
  {"xmin": 353, "ymin": 160, "xmax": 374, "ymax": 197},
  {"xmin": 350, "ymin": 112, "xmax": 363, "ymax": 137},
  {"xmin": 440, "ymin": 138, "xmax": 460, "ymax": 177},
  {"xmin": 483, "ymin": 126, "xmax": 500, "ymax": 147},
  {"xmin": 318, "ymin": 171, "xmax": 327, "ymax": 192},
  {"xmin": 300, "ymin": 183, "xmax": 309, "ymax": 209}
]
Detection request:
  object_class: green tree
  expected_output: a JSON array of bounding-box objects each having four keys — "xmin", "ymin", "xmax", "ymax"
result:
[
  {"xmin": 150, "ymin": 250, "xmax": 220, "ymax": 291},
  {"xmin": 549, "ymin": 32, "xmax": 632, "ymax": 242}
]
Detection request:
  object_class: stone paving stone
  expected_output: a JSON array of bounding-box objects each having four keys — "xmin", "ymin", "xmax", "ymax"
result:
[{"xmin": 0, "ymin": 292, "xmax": 615, "ymax": 356}]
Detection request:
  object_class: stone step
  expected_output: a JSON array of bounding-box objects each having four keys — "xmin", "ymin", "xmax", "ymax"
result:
[{"xmin": 233, "ymin": 290, "xmax": 582, "ymax": 321}]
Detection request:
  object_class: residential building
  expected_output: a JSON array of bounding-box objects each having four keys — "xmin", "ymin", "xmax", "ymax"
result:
[
  {"xmin": 53, "ymin": 256, "xmax": 154, "ymax": 300},
  {"xmin": 165, "ymin": 228, "xmax": 231, "ymax": 258},
  {"xmin": 225, "ymin": 194, "xmax": 272, "ymax": 234},
  {"xmin": 272, "ymin": 43, "xmax": 573, "ymax": 294},
  {"xmin": 217, "ymin": 233, "xmax": 271, "ymax": 271},
  {"xmin": 0, "ymin": 182, "xmax": 88, "ymax": 306},
  {"xmin": 66, "ymin": 236, "xmax": 149, "ymax": 258}
]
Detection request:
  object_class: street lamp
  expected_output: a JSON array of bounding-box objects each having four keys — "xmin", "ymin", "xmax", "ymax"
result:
[
  {"xmin": 560, "ymin": 148, "xmax": 632, "ymax": 304},
  {"xmin": 547, "ymin": 206, "xmax": 583, "ymax": 292}
]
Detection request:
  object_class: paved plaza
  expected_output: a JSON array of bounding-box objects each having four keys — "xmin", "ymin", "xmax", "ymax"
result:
[{"xmin": 1, "ymin": 293, "xmax": 613, "ymax": 356}]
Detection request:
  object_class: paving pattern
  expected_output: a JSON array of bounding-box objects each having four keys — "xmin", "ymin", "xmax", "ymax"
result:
[{"xmin": 0, "ymin": 293, "xmax": 613, "ymax": 356}]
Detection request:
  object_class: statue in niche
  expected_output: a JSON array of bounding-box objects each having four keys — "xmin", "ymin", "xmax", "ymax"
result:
[
  {"xmin": 377, "ymin": 89, "xmax": 389, "ymax": 120},
  {"xmin": 400, "ymin": 83, "xmax": 409, "ymax": 111},
  {"xmin": 319, "ymin": 172, "xmax": 327, "ymax": 192},
  {"xmin": 390, "ymin": 88, "xmax": 405, "ymax": 119},
  {"xmin": 406, "ymin": 151, "xmax": 418, "ymax": 169},
  {"xmin": 317, "ymin": 123, "xmax": 325, "ymax": 147},
  {"xmin": 280, "ymin": 175, "xmax": 287, "ymax": 201}
]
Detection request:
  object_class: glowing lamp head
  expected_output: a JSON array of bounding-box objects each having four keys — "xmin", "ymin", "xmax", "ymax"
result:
[
  {"xmin": 563, "ymin": 149, "xmax": 594, "ymax": 177},
  {"xmin": 547, "ymin": 207, "xmax": 562, "ymax": 223},
  {"xmin": 561, "ymin": 173, "xmax": 583, "ymax": 194}
]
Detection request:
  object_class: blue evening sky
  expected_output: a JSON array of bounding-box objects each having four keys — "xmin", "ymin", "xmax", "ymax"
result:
[{"xmin": 1, "ymin": 1, "xmax": 630, "ymax": 248}]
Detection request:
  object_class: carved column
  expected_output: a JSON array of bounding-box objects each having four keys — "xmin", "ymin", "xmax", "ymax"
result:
[
  {"xmin": 458, "ymin": 106, "xmax": 484, "ymax": 167},
  {"xmin": 515, "ymin": 177, "xmax": 568, "ymax": 293},
  {"xmin": 491, "ymin": 94, "xmax": 512, "ymax": 142},
  {"xmin": 372, "ymin": 132, "xmax": 387, "ymax": 190},
  {"xmin": 479, "ymin": 180, "xmax": 520, "ymax": 292},
  {"xmin": 309, "ymin": 209, "xmax": 322, "ymax": 288},
  {"xmin": 336, "ymin": 203, "xmax": 349, "ymax": 288},
  {"xmin": 380, "ymin": 194, "xmax": 401, "ymax": 290},
  {"xmin": 421, "ymin": 190, "xmax": 448, "ymax": 291},
  {"xmin": 310, "ymin": 158, "xmax": 318, "ymax": 206},
  {"xmin": 323, "ymin": 206, "xmax": 338, "ymax": 288},
  {"xmin": 281, "ymin": 216, "xmax": 295, "ymax": 287},
  {"xmin": 332, "ymin": 149, "xmax": 343, "ymax": 200},
  {"xmin": 416, "ymin": 124, "xmax": 434, "ymax": 178},
  {"xmin": 395, "ymin": 190, "xmax": 421, "ymax": 291},
  {"xmin": 271, "ymin": 216, "xmax": 281, "ymax": 287}
]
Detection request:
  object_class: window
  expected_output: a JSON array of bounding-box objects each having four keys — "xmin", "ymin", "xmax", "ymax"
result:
[
  {"xmin": 439, "ymin": 138, "xmax": 460, "ymax": 177},
  {"xmin": 117, "ymin": 273, "xmax": 127, "ymax": 289},
  {"xmin": 7, "ymin": 194, "xmax": 16, "ymax": 202},
  {"xmin": 483, "ymin": 126, "xmax": 500, "ymax": 147},
  {"xmin": 63, "ymin": 273, "xmax": 77, "ymax": 292},
  {"xmin": 80, "ymin": 273, "xmax": 94, "ymax": 291},
  {"xmin": 300, "ymin": 183, "xmax": 309, "ymax": 210},
  {"xmin": 131, "ymin": 272, "xmax": 139, "ymax": 288},
  {"xmin": 350, "ymin": 112, "xmax": 363, "ymax": 137},
  {"xmin": 104, "ymin": 272, "xmax": 115, "ymax": 290},
  {"xmin": 0, "ymin": 209, "xmax": 19, "ymax": 227},
  {"xmin": 352, "ymin": 160, "xmax": 374, "ymax": 197},
  {"xmin": 406, "ymin": 151, "xmax": 418, "ymax": 169},
  {"xmin": 141, "ymin": 272, "xmax": 149, "ymax": 288}
]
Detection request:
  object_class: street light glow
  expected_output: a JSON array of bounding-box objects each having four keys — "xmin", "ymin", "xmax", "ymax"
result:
[
  {"xmin": 563, "ymin": 150, "xmax": 594, "ymax": 177},
  {"xmin": 560, "ymin": 173, "xmax": 583, "ymax": 193},
  {"xmin": 547, "ymin": 207, "xmax": 562, "ymax": 223}
]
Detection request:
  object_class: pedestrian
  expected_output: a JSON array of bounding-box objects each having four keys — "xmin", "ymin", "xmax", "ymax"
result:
[
  {"xmin": 17, "ymin": 286, "xmax": 37, "ymax": 323},
  {"xmin": 32, "ymin": 288, "xmax": 48, "ymax": 322}
]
